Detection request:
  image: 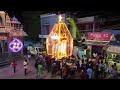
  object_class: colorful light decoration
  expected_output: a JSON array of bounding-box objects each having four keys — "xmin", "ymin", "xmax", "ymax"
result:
[
  {"xmin": 9, "ymin": 38, "xmax": 23, "ymax": 52},
  {"xmin": 46, "ymin": 15, "xmax": 73, "ymax": 59}
]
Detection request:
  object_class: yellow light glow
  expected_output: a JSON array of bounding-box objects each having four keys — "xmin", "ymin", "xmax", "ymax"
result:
[
  {"xmin": 46, "ymin": 15, "xmax": 73, "ymax": 60},
  {"xmin": 58, "ymin": 15, "xmax": 62, "ymax": 23}
]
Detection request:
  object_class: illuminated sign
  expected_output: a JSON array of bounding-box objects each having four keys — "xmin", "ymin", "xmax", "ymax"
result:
[
  {"xmin": 9, "ymin": 38, "xmax": 23, "ymax": 52},
  {"xmin": 88, "ymin": 32, "xmax": 111, "ymax": 41}
]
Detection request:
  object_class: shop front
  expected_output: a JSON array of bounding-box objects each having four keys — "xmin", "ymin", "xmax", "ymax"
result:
[
  {"xmin": 86, "ymin": 32, "xmax": 111, "ymax": 58},
  {"xmin": 106, "ymin": 41, "xmax": 120, "ymax": 69}
]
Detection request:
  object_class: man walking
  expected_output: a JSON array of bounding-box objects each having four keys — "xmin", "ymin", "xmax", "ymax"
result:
[
  {"xmin": 23, "ymin": 60, "xmax": 28, "ymax": 76},
  {"xmin": 11, "ymin": 60, "xmax": 17, "ymax": 74}
]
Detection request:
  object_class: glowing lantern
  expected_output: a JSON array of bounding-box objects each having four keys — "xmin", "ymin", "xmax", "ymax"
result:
[
  {"xmin": 9, "ymin": 38, "xmax": 23, "ymax": 52},
  {"xmin": 46, "ymin": 15, "xmax": 73, "ymax": 59}
]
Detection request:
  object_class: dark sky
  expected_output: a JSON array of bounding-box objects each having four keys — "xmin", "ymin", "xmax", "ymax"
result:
[
  {"xmin": 7, "ymin": 11, "xmax": 23, "ymax": 23},
  {"xmin": 6, "ymin": 11, "xmax": 120, "ymax": 23}
]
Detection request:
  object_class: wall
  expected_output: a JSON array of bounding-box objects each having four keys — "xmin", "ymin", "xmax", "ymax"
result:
[
  {"xmin": 40, "ymin": 14, "xmax": 66, "ymax": 39},
  {"xmin": 77, "ymin": 16, "xmax": 95, "ymax": 23}
]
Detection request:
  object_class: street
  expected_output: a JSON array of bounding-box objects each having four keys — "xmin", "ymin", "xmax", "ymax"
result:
[{"xmin": 0, "ymin": 59, "xmax": 61, "ymax": 79}]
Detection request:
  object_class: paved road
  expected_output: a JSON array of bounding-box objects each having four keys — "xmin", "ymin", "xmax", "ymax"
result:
[{"xmin": 0, "ymin": 59, "xmax": 61, "ymax": 79}]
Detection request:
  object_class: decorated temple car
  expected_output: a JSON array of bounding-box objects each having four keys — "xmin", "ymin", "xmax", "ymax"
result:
[
  {"xmin": 0, "ymin": 11, "xmax": 27, "ymax": 61},
  {"xmin": 46, "ymin": 15, "xmax": 73, "ymax": 60}
]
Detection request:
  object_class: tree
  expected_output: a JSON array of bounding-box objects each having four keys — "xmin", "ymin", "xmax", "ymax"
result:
[{"xmin": 22, "ymin": 11, "xmax": 44, "ymax": 41}]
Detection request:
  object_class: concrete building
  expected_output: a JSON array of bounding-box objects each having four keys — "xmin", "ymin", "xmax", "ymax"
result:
[
  {"xmin": 39, "ymin": 13, "xmax": 66, "ymax": 43},
  {"xmin": 76, "ymin": 16, "xmax": 102, "ymax": 34}
]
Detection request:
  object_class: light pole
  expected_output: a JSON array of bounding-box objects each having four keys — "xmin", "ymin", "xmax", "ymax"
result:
[{"xmin": 93, "ymin": 22, "xmax": 95, "ymax": 32}]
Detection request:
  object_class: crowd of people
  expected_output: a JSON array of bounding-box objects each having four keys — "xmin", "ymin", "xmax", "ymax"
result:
[
  {"xmin": 33, "ymin": 53, "xmax": 120, "ymax": 79},
  {"xmin": 10, "ymin": 52, "xmax": 119, "ymax": 79}
]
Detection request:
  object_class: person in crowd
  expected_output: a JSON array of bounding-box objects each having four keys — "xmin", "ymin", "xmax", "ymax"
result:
[
  {"xmin": 27, "ymin": 50, "xmax": 31, "ymax": 60},
  {"xmin": 109, "ymin": 65, "xmax": 116, "ymax": 79},
  {"xmin": 96, "ymin": 55, "xmax": 99, "ymax": 62},
  {"xmin": 11, "ymin": 60, "xmax": 17, "ymax": 74},
  {"xmin": 37, "ymin": 62, "xmax": 43, "ymax": 79},
  {"xmin": 27, "ymin": 58, "xmax": 29, "ymax": 64},
  {"xmin": 36, "ymin": 53, "xmax": 39, "ymax": 60},
  {"xmin": 75, "ymin": 59, "xmax": 80, "ymax": 68},
  {"xmin": 23, "ymin": 60, "xmax": 28, "ymax": 76},
  {"xmin": 51, "ymin": 61, "xmax": 57, "ymax": 77},
  {"xmin": 99, "ymin": 61, "xmax": 105, "ymax": 78},
  {"xmin": 57, "ymin": 61, "xmax": 61, "ymax": 72},
  {"xmin": 62, "ymin": 64, "xmax": 68, "ymax": 79},
  {"xmin": 39, "ymin": 53, "xmax": 43, "ymax": 60},
  {"xmin": 104, "ymin": 62, "xmax": 108, "ymax": 78},
  {"xmin": 77, "ymin": 61, "xmax": 81, "ymax": 73},
  {"xmin": 86, "ymin": 66, "xmax": 93, "ymax": 79},
  {"xmin": 70, "ymin": 63, "xmax": 76, "ymax": 78},
  {"xmin": 114, "ymin": 63, "xmax": 118, "ymax": 79},
  {"xmin": 82, "ymin": 55, "xmax": 84, "ymax": 62},
  {"xmin": 81, "ymin": 60, "xmax": 85, "ymax": 71},
  {"xmin": 94, "ymin": 65, "xmax": 100, "ymax": 79},
  {"xmin": 40, "ymin": 55, "xmax": 46, "ymax": 71},
  {"xmin": 46, "ymin": 56, "xmax": 51, "ymax": 72},
  {"xmin": 80, "ymin": 70, "xmax": 86, "ymax": 79},
  {"xmin": 35, "ymin": 60, "xmax": 39, "ymax": 77},
  {"xmin": 60, "ymin": 61, "xmax": 63, "ymax": 78}
]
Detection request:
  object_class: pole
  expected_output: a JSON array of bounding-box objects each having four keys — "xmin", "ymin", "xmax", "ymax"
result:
[
  {"xmin": 42, "ymin": 35, "xmax": 44, "ymax": 53},
  {"xmin": 93, "ymin": 22, "xmax": 95, "ymax": 32}
]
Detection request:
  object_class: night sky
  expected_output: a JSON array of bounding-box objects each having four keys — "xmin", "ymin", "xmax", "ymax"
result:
[
  {"xmin": 7, "ymin": 11, "xmax": 120, "ymax": 21},
  {"xmin": 5, "ymin": 11, "xmax": 120, "ymax": 41},
  {"xmin": 7, "ymin": 11, "xmax": 23, "ymax": 23}
]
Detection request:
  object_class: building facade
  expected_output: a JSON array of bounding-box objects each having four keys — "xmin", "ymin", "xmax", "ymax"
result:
[
  {"xmin": 0, "ymin": 11, "xmax": 27, "ymax": 61},
  {"xmin": 39, "ymin": 14, "xmax": 66, "ymax": 43},
  {"xmin": 76, "ymin": 16, "xmax": 101, "ymax": 34}
]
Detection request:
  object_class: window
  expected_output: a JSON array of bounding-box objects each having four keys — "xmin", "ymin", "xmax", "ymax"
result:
[
  {"xmin": 78, "ymin": 24, "xmax": 86, "ymax": 30},
  {"xmin": 86, "ymin": 24, "xmax": 93, "ymax": 30},
  {"xmin": 42, "ymin": 25, "xmax": 50, "ymax": 35}
]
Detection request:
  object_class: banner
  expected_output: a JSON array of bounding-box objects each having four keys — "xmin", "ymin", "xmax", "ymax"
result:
[{"xmin": 88, "ymin": 32, "xmax": 111, "ymax": 41}]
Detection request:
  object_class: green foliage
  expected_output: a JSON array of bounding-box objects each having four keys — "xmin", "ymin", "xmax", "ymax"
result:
[
  {"xmin": 22, "ymin": 11, "xmax": 44, "ymax": 41},
  {"xmin": 66, "ymin": 18, "xmax": 82, "ymax": 41}
]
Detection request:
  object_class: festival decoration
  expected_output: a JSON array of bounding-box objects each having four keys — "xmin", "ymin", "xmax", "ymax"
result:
[
  {"xmin": 9, "ymin": 38, "xmax": 23, "ymax": 52},
  {"xmin": 46, "ymin": 15, "xmax": 73, "ymax": 59}
]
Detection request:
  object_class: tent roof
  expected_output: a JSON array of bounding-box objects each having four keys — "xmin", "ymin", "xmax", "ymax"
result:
[
  {"xmin": 103, "ymin": 30, "xmax": 120, "ymax": 35},
  {"xmin": 108, "ymin": 41, "xmax": 120, "ymax": 46},
  {"xmin": 107, "ymin": 45, "xmax": 120, "ymax": 54}
]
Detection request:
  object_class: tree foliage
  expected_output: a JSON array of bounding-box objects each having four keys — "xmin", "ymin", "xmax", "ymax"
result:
[{"xmin": 22, "ymin": 11, "xmax": 44, "ymax": 41}]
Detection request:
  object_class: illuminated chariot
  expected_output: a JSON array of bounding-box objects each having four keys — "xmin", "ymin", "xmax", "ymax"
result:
[{"xmin": 46, "ymin": 15, "xmax": 73, "ymax": 59}]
